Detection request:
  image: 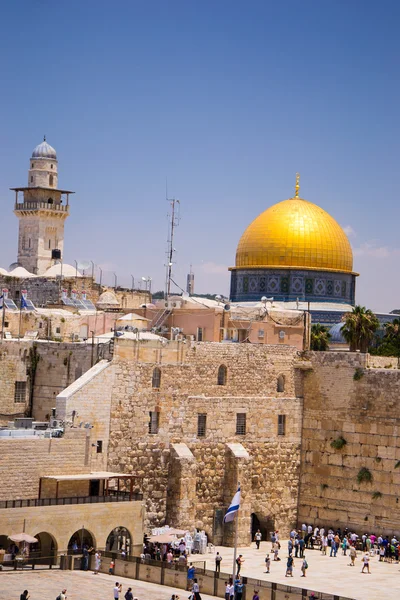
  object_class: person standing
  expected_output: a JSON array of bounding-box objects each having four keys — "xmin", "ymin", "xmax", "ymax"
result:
[
  {"xmin": 114, "ymin": 582, "xmax": 122, "ymax": 599},
  {"xmin": 301, "ymin": 556, "xmax": 308, "ymax": 577},
  {"xmin": 299, "ymin": 538, "xmax": 305, "ymax": 558},
  {"xmin": 252, "ymin": 591, "xmax": 259, "ymax": 600},
  {"xmin": 93, "ymin": 551, "xmax": 101, "ymax": 575},
  {"xmin": 228, "ymin": 580, "xmax": 235, "ymax": 600},
  {"xmin": 254, "ymin": 530, "xmax": 262, "ymax": 550},
  {"xmin": 187, "ymin": 563, "xmax": 196, "ymax": 589},
  {"xmin": 349, "ymin": 546, "xmax": 357, "ymax": 567},
  {"xmin": 59, "ymin": 590, "xmax": 67, "ymax": 600},
  {"xmin": 215, "ymin": 552, "xmax": 222, "ymax": 574},
  {"xmin": 285, "ymin": 555, "xmax": 294, "ymax": 577},
  {"xmin": 321, "ymin": 535, "xmax": 328, "ymax": 556},
  {"xmin": 225, "ymin": 581, "xmax": 231, "ymax": 600},
  {"xmin": 124, "ymin": 588, "xmax": 133, "ymax": 600},
  {"xmin": 234, "ymin": 578, "xmax": 243, "ymax": 600},
  {"xmin": 20, "ymin": 592, "xmax": 29, "ymax": 600},
  {"xmin": 192, "ymin": 578, "xmax": 202, "ymax": 600},
  {"xmin": 265, "ymin": 554, "xmax": 270, "ymax": 573},
  {"xmin": 361, "ymin": 553, "xmax": 371, "ymax": 574},
  {"xmin": 236, "ymin": 555, "xmax": 244, "ymax": 577}
]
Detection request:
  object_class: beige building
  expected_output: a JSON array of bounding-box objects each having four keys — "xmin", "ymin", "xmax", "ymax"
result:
[
  {"xmin": 0, "ymin": 428, "xmax": 144, "ymax": 559},
  {"xmin": 142, "ymin": 295, "xmax": 309, "ymax": 350}
]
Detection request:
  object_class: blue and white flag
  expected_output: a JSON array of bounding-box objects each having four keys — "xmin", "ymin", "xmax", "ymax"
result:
[
  {"xmin": 0, "ymin": 295, "xmax": 3, "ymax": 309},
  {"xmin": 224, "ymin": 485, "xmax": 241, "ymax": 523},
  {"xmin": 21, "ymin": 296, "xmax": 28, "ymax": 309}
]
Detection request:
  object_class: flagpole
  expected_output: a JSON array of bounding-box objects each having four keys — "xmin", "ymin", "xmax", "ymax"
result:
[
  {"xmin": 1, "ymin": 293, "xmax": 5, "ymax": 340},
  {"xmin": 18, "ymin": 297, "xmax": 23, "ymax": 342},
  {"xmin": 232, "ymin": 510, "xmax": 239, "ymax": 583}
]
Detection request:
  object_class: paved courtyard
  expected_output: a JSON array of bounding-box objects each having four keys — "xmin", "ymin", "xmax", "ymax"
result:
[
  {"xmin": 194, "ymin": 540, "xmax": 400, "ymax": 600},
  {"xmin": 0, "ymin": 569, "xmax": 219, "ymax": 600}
]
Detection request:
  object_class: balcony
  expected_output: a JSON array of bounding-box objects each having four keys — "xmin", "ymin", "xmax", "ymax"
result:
[
  {"xmin": 14, "ymin": 202, "xmax": 69, "ymax": 213},
  {"xmin": 0, "ymin": 490, "xmax": 142, "ymax": 509}
]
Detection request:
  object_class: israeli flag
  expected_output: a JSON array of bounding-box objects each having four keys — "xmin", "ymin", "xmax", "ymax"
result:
[
  {"xmin": 0, "ymin": 295, "xmax": 3, "ymax": 309},
  {"xmin": 21, "ymin": 296, "xmax": 28, "ymax": 309},
  {"xmin": 223, "ymin": 485, "xmax": 241, "ymax": 523}
]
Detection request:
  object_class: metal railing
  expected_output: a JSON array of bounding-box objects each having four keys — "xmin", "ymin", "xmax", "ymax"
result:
[
  {"xmin": 14, "ymin": 202, "xmax": 69, "ymax": 212},
  {"xmin": 0, "ymin": 491, "xmax": 142, "ymax": 509}
]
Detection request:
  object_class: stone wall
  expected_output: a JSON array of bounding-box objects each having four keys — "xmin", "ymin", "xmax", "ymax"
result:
[
  {"xmin": 0, "ymin": 429, "xmax": 89, "ymax": 500},
  {"xmin": 299, "ymin": 351, "xmax": 400, "ymax": 535}
]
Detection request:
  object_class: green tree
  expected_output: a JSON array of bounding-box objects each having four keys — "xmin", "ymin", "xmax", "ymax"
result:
[
  {"xmin": 372, "ymin": 318, "xmax": 400, "ymax": 356},
  {"xmin": 342, "ymin": 305, "xmax": 379, "ymax": 353},
  {"xmin": 310, "ymin": 323, "xmax": 331, "ymax": 351}
]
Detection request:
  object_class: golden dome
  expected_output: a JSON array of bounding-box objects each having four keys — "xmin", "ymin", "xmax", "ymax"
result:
[{"xmin": 235, "ymin": 194, "xmax": 353, "ymax": 273}]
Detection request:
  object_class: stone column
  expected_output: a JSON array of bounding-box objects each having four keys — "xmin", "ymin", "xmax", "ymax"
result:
[
  {"xmin": 223, "ymin": 443, "xmax": 252, "ymax": 546},
  {"xmin": 166, "ymin": 443, "xmax": 197, "ymax": 529}
]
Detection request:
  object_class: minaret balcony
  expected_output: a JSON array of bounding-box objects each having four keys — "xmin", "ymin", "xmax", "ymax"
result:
[{"xmin": 14, "ymin": 201, "xmax": 69, "ymax": 214}]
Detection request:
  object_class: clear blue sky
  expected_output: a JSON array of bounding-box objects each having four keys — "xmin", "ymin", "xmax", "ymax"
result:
[{"xmin": 1, "ymin": 0, "xmax": 399, "ymax": 310}]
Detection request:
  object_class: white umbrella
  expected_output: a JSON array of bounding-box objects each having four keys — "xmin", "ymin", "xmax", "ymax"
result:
[{"xmin": 8, "ymin": 533, "xmax": 38, "ymax": 544}]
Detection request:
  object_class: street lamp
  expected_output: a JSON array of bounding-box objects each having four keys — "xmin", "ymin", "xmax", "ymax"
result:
[{"xmin": 141, "ymin": 276, "xmax": 152, "ymax": 295}]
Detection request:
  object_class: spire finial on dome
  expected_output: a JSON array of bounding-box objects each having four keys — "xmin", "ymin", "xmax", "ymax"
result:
[
  {"xmin": 43, "ymin": 135, "xmax": 46, "ymax": 142},
  {"xmin": 295, "ymin": 172, "xmax": 300, "ymax": 198}
]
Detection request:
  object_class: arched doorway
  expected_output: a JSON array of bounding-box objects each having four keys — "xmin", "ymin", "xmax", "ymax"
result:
[
  {"xmin": 251, "ymin": 513, "xmax": 275, "ymax": 544},
  {"xmin": 0, "ymin": 535, "xmax": 8, "ymax": 551},
  {"xmin": 106, "ymin": 527, "xmax": 131, "ymax": 555},
  {"xmin": 30, "ymin": 532, "xmax": 57, "ymax": 565},
  {"xmin": 67, "ymin": 529, "xmax": 95, "ymax": 555}
]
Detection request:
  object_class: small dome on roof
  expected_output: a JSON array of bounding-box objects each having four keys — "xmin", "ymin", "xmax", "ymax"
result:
[
  {"xmin": 32, "ymin": 137, "xmax": 57, "ymax": 159},
  {"xmin": 96, "ymin": 290, "xmax": 120, "ymax": 308},
  {"xmin": 8, "ymin": 266, "xmax": 36, "ymax": 278},
  {"xmin": 329, "ymin": 322, "xmax": 346, "ymax": 344},
  {"xmin": 44, "ymin": 263, "xmax": 82, "ymax": 278},
  {"xmin": 97, "ymin": 291, "xmax": 120, "ymax": 307}
]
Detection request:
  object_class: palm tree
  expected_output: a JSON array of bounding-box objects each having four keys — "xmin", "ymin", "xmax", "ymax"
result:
[
  {"xmin": 384, "ymin": 318, "xmax": 400, "ymax": 341},
  {"xmin": 341, "ymin": 305, "xmax": 379, "ymax": 353},
  {"xmin": 310, "ymin": 323, "xmax": 331, "ymax": 351}
]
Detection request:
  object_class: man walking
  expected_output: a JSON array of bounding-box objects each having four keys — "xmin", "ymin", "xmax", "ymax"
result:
[{"xmin": 254, "ymin": 530, "xmax": 262, "ymax": 550}]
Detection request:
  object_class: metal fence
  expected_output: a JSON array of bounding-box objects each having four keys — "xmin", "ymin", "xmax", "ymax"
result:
[{"xmin": 0, "ymin": 492, "xmax": 143, "ymax": 509}]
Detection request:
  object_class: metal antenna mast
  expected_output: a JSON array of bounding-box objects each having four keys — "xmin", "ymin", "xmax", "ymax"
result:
[{"xmin": 165, "ymin": 197, "xmax": 180, "ymax": 300}]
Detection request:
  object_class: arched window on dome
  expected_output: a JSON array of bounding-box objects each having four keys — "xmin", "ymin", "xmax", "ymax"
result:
[
  {"xmin": 217, "ymin": 364, "xmax": 227, "ymax": 386},
  {"xmin": 277, "ymin": 374, "xmax": 285, "ymax": 393},
  {"xmin": 152, "ymin": 367, "xmax": 161, "ymax": 389},
  {"xmin": 49, "ymin": 174, "xmax": 54, "ymax": 186},
  {"xmin": 47, "ymin": 198, "xmax": 53, "ymax": 204}
]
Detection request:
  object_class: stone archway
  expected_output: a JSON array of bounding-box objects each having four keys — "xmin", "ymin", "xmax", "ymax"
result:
[
  {"xmin": 251, "ymin": 513, "xmax": 274, "ymax": 544},
  {"xmin": 31, "ymin": 531, "xmax": 58, "ymax": 564},
  {"xmin": 106, "ymin": 526, "xmax": 132, "ymax": 555},
  {"xmin": 67, "ymin": 529, "xmax": 96, "ymax": 554}
]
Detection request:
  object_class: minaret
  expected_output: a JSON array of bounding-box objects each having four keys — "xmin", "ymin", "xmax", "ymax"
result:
[{"xmin": 11, "ymin": 138, "xmax": 74, "ymax": 275}]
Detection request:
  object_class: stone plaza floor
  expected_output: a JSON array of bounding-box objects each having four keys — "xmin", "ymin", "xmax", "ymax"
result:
[
  {"xmin": 0, "ymin": 569, "xmax": 220, "ymax": 600},
  {"xmin": 194, "ymin": 540, "xmax": 400, "ymax": 600}
]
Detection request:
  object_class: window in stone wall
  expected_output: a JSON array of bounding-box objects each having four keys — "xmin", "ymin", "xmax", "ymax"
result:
[
  {"xmin": 49, "ymin": 174, "xmax": 54, "ymax": 186},
  {"xmin": 152, "ymin": 367, "xmax": 161, "ymax": 389},
  {"xmin": 197, "ymin": 414, "xmax": 207, "ymax": 437},
  {"xmin": 148, "ymin": 411, "xmax": 159, "ymax": 434},
  {"xmin": 236, "ymin": 413, "xmax": 246, "ymax": 435},
  {"xmin": 197, "ymin": 327, "xmax": 203, "ymax": 341},
  {"xmin": 96, "ymin": 440, "xmax": 103, "ymax": 453},
  {"xmin": 278, "ymin": 414, "xmax": 286, "ymax": 436},
  {"xmin": 277, "ymin": 374, "xmax": 285, "ymax": 393},
  {"xmin": 4, "ymin": 322, "xmax": 8, "ymax": 328},
  {"xmin": 217, "ymin": 364, "xmax": 227, "ymax": 386},
  {"xmin": 30, "ymin": 176, "xmax": 33, "ymax": 182},
  {"xmin": 14, "ymin": 381, "xmax": 27, "ymax": 403}
]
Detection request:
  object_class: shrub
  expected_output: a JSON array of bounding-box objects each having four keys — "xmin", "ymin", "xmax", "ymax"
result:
[
  {"xmin": 372, "ymin": 491, "xmax": 382, "ymax": 499},
  {"xmin": 320, "ymin": 483, "xmax": 328, "ymax": 490},
  {"xmin": 354, "ymin": 368, "xmax": 364, "ymax": 381},
  {"xmin": 331, "ymin": 436, "xmax": 347, "ymax": 450},
  {"xmin": 357, "ymin": 467, "xmax": 373, "ymax": 484},
  {"xmin": 395, "ymin": 461, "xmax": 400, "ymax": 469},
  {"xmin": 375, "ymin": 456, "xmax": 382, "ymax": 463}
]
